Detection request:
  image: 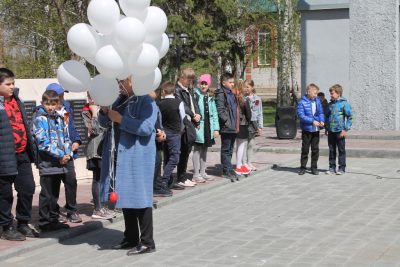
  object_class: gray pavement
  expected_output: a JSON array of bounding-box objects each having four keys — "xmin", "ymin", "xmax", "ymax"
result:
[{"xmin": 3, "ymin": 156, "xmax": 400, "ymax": 267}]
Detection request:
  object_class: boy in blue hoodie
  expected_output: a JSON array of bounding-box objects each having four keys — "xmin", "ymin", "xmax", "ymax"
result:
[
  {"xmin": 297, "ymin": 83, "xmax": 325, "ymax": 175},
  {"xmin": 326, "ymin": 84, "xmax": 352, "ymax": 175},
  {"xmin": 32, "ymin": 90, "xmax": 72, "ymax": 231}
]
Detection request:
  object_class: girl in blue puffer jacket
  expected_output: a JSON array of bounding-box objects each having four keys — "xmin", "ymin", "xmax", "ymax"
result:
[{"xmin": 296, "ymin": 83, "xmax": 325, "ymax": 175}]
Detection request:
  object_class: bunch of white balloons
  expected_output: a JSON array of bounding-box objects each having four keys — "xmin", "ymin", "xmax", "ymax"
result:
[{"xmin": 56, "ymin": 0, "xmax": 169, "ymax": 106}]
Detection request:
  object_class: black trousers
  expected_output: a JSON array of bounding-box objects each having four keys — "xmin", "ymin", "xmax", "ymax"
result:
[
  {"xmin": 153, "ymin": 143, "xmax": 163, "ymax": 190},
  {"xmin": 220, "ymin": 133, "xmax": 237, "ymax": 173},
  {"xmin": 0, "ymin": 152, "xmax": 35, "ymax": 227},
  {"xmin": 163, "ymin": 132, "xmax": 181, "ymax": 184},
  {"xmin": 328, "ymin": 132, "xmax": 346, "ymax": 171},
  {"xmin": 300, "ymin": 131, "xmax": 320, "ymax": 169},
  {"xmin": 177, "ymin": 135, "xmax": 192, "ymax": 183},
  {"xmin": 122, "ymin": 208, "xmax": 155, "ymax": 248},
  {"xmin": 55, "ymin": 160, "xmax": 78, "ymax": 214},
  {"xmin": 39, "ymin": 174, "xmax": 63, "ymax": 226}
]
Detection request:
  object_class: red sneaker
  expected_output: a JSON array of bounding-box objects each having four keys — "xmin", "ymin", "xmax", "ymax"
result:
[
  {"xmin": 240, "ymin": 165, "xmax": 251, "ymax": 175},
  {"xmin": 234, "ymin": 167, "xmax": 244, "ymax": 175}
]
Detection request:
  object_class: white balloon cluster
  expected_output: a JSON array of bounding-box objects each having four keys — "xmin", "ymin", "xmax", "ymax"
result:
[{"xmin": 57, "ymin": 0, "xmax": 169, "ymax": 106}]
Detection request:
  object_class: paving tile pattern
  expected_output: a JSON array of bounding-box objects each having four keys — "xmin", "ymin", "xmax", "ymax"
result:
[{"xmin": 4, "ymin": 157, "xmax": 400, "ymax": 267}]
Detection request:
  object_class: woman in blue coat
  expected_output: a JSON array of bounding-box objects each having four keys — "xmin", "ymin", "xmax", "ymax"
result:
[{"xmin": 99, "ymin": 77, "xmax": 157, "ymax": 256}]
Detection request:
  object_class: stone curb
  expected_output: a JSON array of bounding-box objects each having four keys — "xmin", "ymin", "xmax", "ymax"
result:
[
  {"xmin": 0, "ymin": 163, "xmax": 277, "ymax": 262},
  {"xmin": 208, "ymin": 146, "xmax": 400, "ymax": 158}
]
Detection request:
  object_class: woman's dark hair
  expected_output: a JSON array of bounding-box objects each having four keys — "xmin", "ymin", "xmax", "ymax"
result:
[{"xmin": 0, "ymin": 68, "xmax": 15, "ymax": 84}]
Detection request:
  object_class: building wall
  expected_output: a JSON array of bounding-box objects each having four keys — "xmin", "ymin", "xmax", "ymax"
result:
[
  {"xmin": 300, "ymin": 0, "xmax": 400, "ymax": 130},
  {"xmin": 300, "ymin": 9, "xmax": 350, "ymax": 98},
  {"xmin": 349, "ymin": 0, "xmax": 400, "ymax": 130}
]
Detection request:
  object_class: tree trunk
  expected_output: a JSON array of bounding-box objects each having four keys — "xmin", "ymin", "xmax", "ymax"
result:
[
  {"xmin": 0, "ymin": 26, "xmax": 5, "ymax": 66},
  {"xmin": 45, "ymin": 5, "xmax": 59, "ymax": 76},
  {"xmin": 276, "ymin": 0, "xmax": 294, "ymax": 107}
]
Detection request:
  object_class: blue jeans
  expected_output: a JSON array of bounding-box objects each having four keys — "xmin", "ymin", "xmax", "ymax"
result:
[
  {"xmin": 220, "ymin": 133, "xmax": 237, "ymax": 173},
  {"xmin": 163, "ymin": 132, "xmax": 181, "ymax": 184},
  {"xmin": 328, "ymin": 132, "xmax": 346, "ymax": 171}
]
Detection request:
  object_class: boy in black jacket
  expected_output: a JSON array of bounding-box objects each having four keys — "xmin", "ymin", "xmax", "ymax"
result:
[
  {"xmin": 158, "ymin": 82, "xmax": 186, "ymax": 192},
  {"xmin": 215, "ymin": 72, "xmax": 239, "ymax": 181},
  {"xmin": 0, "ymin": 68, "xmax": 37, "ymax": 240}
]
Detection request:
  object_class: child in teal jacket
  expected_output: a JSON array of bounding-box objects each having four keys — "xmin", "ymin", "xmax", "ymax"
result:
[
  {"xmin": 192, "ymin": 74, "xmax": 220, "ymax": 182},
  {"xmin": 326, "ymin": 84, "xmax": 353, "ymax": 175}
]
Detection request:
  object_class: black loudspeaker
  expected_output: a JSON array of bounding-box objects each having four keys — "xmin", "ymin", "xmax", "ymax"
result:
[{"xmin": 275, "ymin": 106, "xmax": 297, "ymax": 139}]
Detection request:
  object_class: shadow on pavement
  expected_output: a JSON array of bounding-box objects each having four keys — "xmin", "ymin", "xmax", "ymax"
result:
[
  {"xmin": 270, "ymin": 164, "xmax": 328, "ymax": 174},
  {"xmin": 58, "ymin": 221, "xmax": 123, "ymax": 250}
]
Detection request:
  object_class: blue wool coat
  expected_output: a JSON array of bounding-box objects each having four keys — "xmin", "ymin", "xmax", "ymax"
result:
[
  {"xmin": 99, "ymin": 95, "xmax": 157, "ymax": 209},
  {"xmin": 297, "ymin": 95, "xmax": 325, "ymax": 132},
  {"xmin": 193, "ymin": 88, "xmax": 220, "ymax": 144}
]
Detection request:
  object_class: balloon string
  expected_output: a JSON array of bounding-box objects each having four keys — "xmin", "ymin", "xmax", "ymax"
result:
[{"xmin": 109, "ymin": 112, "xmax": 116, "ymax": 193}]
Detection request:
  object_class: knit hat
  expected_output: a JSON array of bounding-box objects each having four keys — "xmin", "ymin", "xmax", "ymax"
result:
[{"xmin": 198, "ymin": 74, "xmax": 212, "ymax": 86}]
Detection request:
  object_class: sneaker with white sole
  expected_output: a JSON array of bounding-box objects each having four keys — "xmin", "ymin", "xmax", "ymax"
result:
[
  {"xmin": 193, "ymin": 177, "xmax": 206, "ymax": 183},
  {"xmin": 336, "ymin": 169, "xmax": 345, "ymax": 175},
  {"xmin": 101, "ymin": 207, "xmax": 117, "ymax": 218},
  {"xmin": 326, "ymin": 168, "xmax": 336, "ymax": 175},
  {"xmin": 202, "ymin": 174, "xmax": 214, "ymax": 181},
  {"xmin": 92, "ymin": 209, "xmax": 114, "ymax": 220},
  {"xmin": 234, "ymin": 167, "xmax": 244, "ymax": 175},
  {"xmin": 178, "ymin": 179, "xmax": 196, "ymax": 187}
]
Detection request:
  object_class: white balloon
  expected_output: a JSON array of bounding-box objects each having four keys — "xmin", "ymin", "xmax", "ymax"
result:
[
  {"xmin": 57, "ymin": 60, "xmax": 91, "ymax": 93},
  {"xmin": 67, "ymin": 23, "xmax": 99, "ymax": 58},
  {"xmin": 129, "ymin": 43, "xmax": 160, "ymax": 76},
  {"xmin": 95, "ymin": 45, "xmax": 125, "ymax": 78},
  {"xmin": 89, "ymin": 75, "xmax": 120, "ymax": 106},
  {"xmin": 133, "ymin": 68, "xmax": 162, "ymax": 95},
  {"xmin": 98, "ymin": 33, "xmax": 114, "ymax": 49},
  {"xmin": 148, "ymin": 33, "xmax": 170, "ymax": 58},
  {"xmin": 119, "ymin": 0, "xmax": 151, "ymax": 20},
  {"xmin": 114, "ymin": 17, "xmax": 146, "ymax": 52},
  {"xmin": 87, "ymin": 0, "xmax": 120, "ymax": 35},
  {"xmin": 143, "ymin": 7, "xmax": 168, "ymax": 42},
  {"xmin": 116, "ymin": 68, "xmax": 132, "ymax": 80}
]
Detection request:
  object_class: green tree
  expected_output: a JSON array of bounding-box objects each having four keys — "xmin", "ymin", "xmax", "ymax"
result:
[
  {"xmin": 0, "ymin": 0, "xmax": 89, "ymax": 78},
  {"xmin": 153, "ymin": 0, "xmax": 252, "ymax": 80},
  {"xmin": 0, "ymin": 0, "xmax": 282, "ymax": 85}
]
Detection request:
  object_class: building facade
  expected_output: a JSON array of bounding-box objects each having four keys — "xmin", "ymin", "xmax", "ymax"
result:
[{"xmin": 299, "ymin": 0, "xmax": 400, "ymax": 130}]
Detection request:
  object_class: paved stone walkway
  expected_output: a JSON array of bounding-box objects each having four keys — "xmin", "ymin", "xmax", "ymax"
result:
[{"xmin": 4, "ymin": 156, "xmax": 400, "ymax": 267}]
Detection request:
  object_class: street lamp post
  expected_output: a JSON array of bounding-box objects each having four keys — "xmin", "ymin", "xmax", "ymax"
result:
[{"xmin": 167, "ymin": 33, "xmax": 188, "ymax": 74}]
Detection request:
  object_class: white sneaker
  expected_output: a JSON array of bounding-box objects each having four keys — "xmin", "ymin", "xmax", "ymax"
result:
[
  {"xmin": 92, "ymin": 209, "xmax": 114, "ymax": 220},
  {"xmin": 336, "ymin": 170, "xmax": 344, "ymax": 175},
  {"xmin": 193, "ymin": 177, "xmax": 206, "ymax": 183},
  {"xmin": 187, "ymin": 179, "xmax": 197, "ymax": 186},
  {"xmin": 326, "ymin": 169, "xmax": 336, "ymax": 175},
  {"xmin": 202, "ymin": 174, "xmax": 214, "ymax": 181},
  {"xmin": 101, "ymin": 207, "xmax": 117, "ymax": 218},
  {"xmin": 178, "ymin": 180, "xmax": 195, "ymax": 187}
]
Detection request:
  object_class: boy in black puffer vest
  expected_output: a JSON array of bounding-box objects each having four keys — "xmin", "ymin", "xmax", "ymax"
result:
[
  {"xmin": 158, "ymin": 82, "xmax": 186, "ymax": 193},
  {"xmin": 0, "ymin": 68, "xmax": 37, "ymax": 241}
]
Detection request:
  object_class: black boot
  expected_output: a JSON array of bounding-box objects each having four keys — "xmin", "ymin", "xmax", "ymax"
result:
[
  {"xmin": 154, "ymin": 182, "xmax": 173, "ymax": 197},
  {"xmin": 1, "ymin": 226, "xmax": 26, "ymax": 241}
]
